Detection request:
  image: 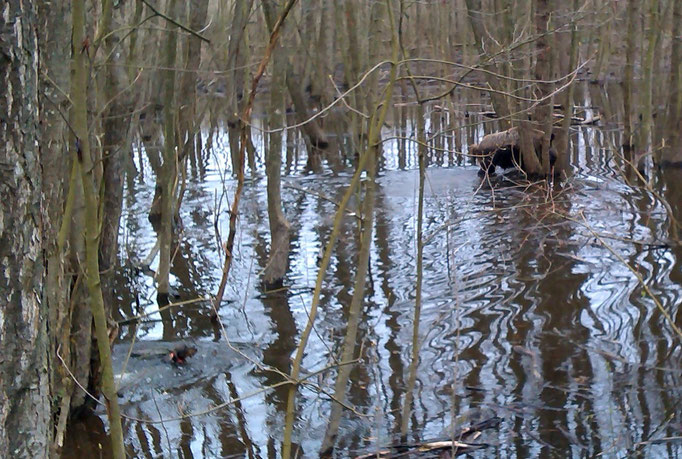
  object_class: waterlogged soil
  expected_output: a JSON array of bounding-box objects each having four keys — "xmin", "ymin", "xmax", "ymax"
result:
[{"xmin": 65, "ymin": 84, "xmax": 682, "ymax": 458}]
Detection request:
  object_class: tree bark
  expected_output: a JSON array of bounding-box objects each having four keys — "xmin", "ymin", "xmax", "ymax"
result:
[
  {"xmin": 662, "ymin": 0, "xmax": 682, "ymax": 166},
  {"xmin": 71, "ymin": 0, "xmax": 126, "ymax": 455},
  {"xmin": 622, "ymin": 0, "xmax": 638, "ymax": 153},
  {"xmin": 38, "ymin": 0, "xmax": 73, "ymax": 450},
  {"xmin": 99, "ymin": 0, "xmax": 131, "ymax": 336},
  {"xmin": 178, "ymin": 0, "xmax": 209, "ymax": 163},
  {"xmin": 533, "ymin": 0, "xmax": 554, "ymax": 175},
  {"xmin": 158, "ymin": 0, "xmax": 180, "ymax": 301},
  {"xmin": 226, "ymin": 0, "xmax": 254, "ymax": 175},
  {"xmin": 557, "ymin": 0, "xmax": 580, "ymax": 176},
  {"xmin": 639, "ymin": 0, "xmax": 659, "ymax": 167},
  {"xmin": 0, "ymin": 1, "xmax": 51, "ymax": 456},
  {"xmin": 671, "ymin": 0, "xmax": 682, "ymax": 123},
  {"xmin": 262, "ymin": 1, "xmax": 291, "ymax": 288}
]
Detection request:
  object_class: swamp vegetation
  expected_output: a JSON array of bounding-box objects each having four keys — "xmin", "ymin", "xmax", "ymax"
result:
[{"xmin": 3, "ymin": 0, "xmax": 682, "ymax": 457}]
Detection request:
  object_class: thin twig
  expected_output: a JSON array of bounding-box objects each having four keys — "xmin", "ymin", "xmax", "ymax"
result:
[{"xmin": 140, "ymin": 0, "xmax": 210, "ymax": 42}]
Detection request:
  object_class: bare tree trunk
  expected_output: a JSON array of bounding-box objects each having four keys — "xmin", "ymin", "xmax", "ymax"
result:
[
  {"xmin": 175, "ymin": 1, "xmax": 209, "ymax": 214},
  {"xmin": 38, "ymin": 0, "xmax": 73, "ymax": 450},
  {"xmin": 639, "ymin": 0, "xmax": 659, "ymax": 167},
  {"xmin": 99, "ymin": 0, "xmax": 131, "ymax": 339},
  {"xmin": 533, "ymin": 0, "xmax": 554, "ymax": 175},
  {"xmin": 593, "ymin": 1, "xmax": 613, "ymax": 82},
  {"xmin": 464, "ymin": 0, "xmax": 512, "ymax": 128},
  {"xmin": 178, "ymin": 0, "xmax": 209, "ymax": 163},
  {"xmin": 336, "ymin": 0, "xmax": 363, "ymax": 145},
  {"xmin": 662, "ymin": 0, "xmax": 682, "ymax": 166},
  {"xmin": 671, "ymin": 0, "xmax": 682, "ymax": 122},
  {"xmin": 226, "ymin": 0, "xmax": 254, "ymax": 175},
  {"xmin": 558, "ymin": 0, "xmax": 580, "ymax": 175},
  {"xmin": 62, "ymin": 0, "xmax": 92, "ymax": 415},
  {"xmin": 622, "ymin": 0, "xmax": 639, "ymax": 163},
  {"xmin": 312, "ymin": 2, "xmax": 329, "ymax": 104},
  {"xmin": 127, "ymin": 0, "xmax": 144, "ymax": 83},
  {"xmin": 518, "ymin": 119, "xmax": 543, "ymax": 176},
  {"xmin": 263, "ymin": 1, "xmax": 329, "ymax": 150},
  {"xmin": 263, "ymin": 5, "xmax": 291, "ymax": 288},
  {"xmin": 158, "ymin": 0, "xmax": 180, "ymax": 302},
  {"xmin": 71, "ymin": 0, "xmax": 125, "ymax": 456},
  {"xmin": 0, "ymin": 2, "xmax": 51, "ymax": 456}
]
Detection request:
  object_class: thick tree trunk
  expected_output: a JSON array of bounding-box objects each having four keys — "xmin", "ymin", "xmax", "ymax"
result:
[
  {"xmin": 0, "ymin": 1, "xmax": 51, "ymax": 456},
  {"xmin": 518, "ymin": 119, "xmax": 543, "ymax": 176},
  {"xmin": 38, "ymin": 0, "xmax": 73, "ymax": 450}
]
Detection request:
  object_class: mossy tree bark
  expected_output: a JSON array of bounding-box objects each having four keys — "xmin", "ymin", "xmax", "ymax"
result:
[
  {"xmin": 63, "ymin": 0, "xmax": 94, "ymax": 419},
  {"xmin": 71, "ymin": 0, "xmax": 125, "ymax": 456}
]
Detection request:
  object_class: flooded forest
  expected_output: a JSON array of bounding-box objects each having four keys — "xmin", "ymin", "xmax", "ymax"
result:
[{"xmin": 4, "ymin": 0, "xmax": 682, "ymax": 457}]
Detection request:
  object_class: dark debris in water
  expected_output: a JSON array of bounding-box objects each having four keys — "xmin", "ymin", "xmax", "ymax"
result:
[{"xmin": 354, "ymin": 417, "xmax": 501, "ymax": 458}]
